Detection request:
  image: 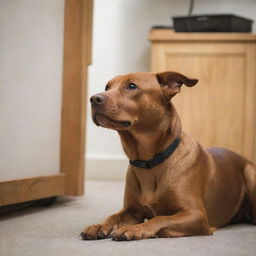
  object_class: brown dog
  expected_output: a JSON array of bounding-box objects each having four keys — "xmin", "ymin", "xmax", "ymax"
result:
[{"xmin": 81, "ymin": 71, "xmax": 256, "ymax": 241}]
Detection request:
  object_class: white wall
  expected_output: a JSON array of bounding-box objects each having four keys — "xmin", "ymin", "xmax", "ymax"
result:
[
  {"xmin": 0, "ymin": 0, "xmax": 64, "ymax": 180},
  {"xmin": 87, "ymin": 0, "xmax": 256, "ymax": 179}
]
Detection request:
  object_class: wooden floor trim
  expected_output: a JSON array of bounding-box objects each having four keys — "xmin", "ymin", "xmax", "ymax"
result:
[{"xmin": 0, "ymin": 174, "xmax": 66, "ymax": 206}]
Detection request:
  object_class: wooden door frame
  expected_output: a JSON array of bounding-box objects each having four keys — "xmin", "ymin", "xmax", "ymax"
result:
[
  {"xmin": 60, "ymin": 0, "xmax": 92, "ymax": 195},
  {"xmin": 0, "ymin": 0, "xmax": 92, "ymax": 206}
]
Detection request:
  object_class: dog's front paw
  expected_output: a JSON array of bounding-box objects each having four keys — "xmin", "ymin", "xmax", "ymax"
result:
[
  {"xmin": 111, "ymin": 224, "xmax": 156, "ymax": 241},
  {"xmin": 81, "ymin": 224, "xmax": 113, "ymax": 240}
]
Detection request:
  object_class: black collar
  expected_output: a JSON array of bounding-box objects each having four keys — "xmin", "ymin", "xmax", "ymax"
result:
[{"xmin": 129, "ymin": 137, "xmax": 180, "ymax": 169}]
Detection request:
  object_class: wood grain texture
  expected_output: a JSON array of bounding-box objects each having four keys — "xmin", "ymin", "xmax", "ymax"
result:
[
  {"xmin": 150, "ymin": 30, "xmax": 256, "ymax": 162},
  {"xmin": 60, "ymin": 0, "xmax": 93, "ymax": 195},
  {"xmin": 149, "ymin": 29, "xmax": 256, "ymax": 42},
  {"xmin": 0, "ymin": 174, "xmax": 65, "ymax": 206},
  {"xmin": 244, "ymin": 43, "xmax": 256, "ymax": 162}
]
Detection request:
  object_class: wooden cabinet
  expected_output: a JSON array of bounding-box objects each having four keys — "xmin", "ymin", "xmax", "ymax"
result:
[
  {"xmin": 149, "ymin": 29, "xmax": 256, "ymax": 162},
  {"xmin": 0, "ymin": 0, "xmax": 93, "ymax": 206}
]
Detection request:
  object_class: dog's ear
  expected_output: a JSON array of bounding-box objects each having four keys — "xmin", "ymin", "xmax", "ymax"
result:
[{"xmin": 156, "ymin": 71, "xmax": 198, "ymax": 99}]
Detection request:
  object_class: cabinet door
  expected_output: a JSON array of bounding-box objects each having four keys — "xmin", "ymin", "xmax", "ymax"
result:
[{"xmin": 151, "ymin": 42, "xmax": 256, "ymax": 161}]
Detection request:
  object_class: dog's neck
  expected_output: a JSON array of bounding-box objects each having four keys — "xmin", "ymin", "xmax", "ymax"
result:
[{"xmin": 118, "ymin": 104, "xmax": 181, "ymax": 161}]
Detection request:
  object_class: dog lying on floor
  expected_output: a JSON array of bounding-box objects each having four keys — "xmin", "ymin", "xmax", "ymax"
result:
[{"xmin": 81, "ymin": 71, "xmax": 256, "ymax": 241}]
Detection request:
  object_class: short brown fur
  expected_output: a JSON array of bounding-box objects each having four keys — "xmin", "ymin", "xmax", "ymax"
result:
[{"xmin": 82, "ymin": 71, "xmax": 256, "ymax": 241}]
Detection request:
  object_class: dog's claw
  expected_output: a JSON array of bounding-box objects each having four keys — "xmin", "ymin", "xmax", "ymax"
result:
[
  {"xmin": 111, "ymin": 234, "xmax": 128, "ymax": 241},
  {"xmin": 86, "ymin": 235, "xmax": 94, "ymax": 240},
  {"xmin": 80, "ymin": 232, "xmax": 86, "ymax": 239},
  {"xmin": 112, "ymin": 236, "xmax": 119, "ymax": 241},
  {"xmin": 97, "ymin": 232, "xmax": 105, "ymax": 239},
  {"xmin": 120, "ymin": 234, "xmax": 128, "ymax": 241},
  {"xmin": 80, "ymin": 232, "xmax": 95, "ymax": 240},
  {"xmin": 109, "ymin": 233, "xmax": 115, "ymax": 238}
]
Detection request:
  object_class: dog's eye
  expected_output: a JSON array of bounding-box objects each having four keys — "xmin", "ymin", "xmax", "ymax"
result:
[
  {"xmin": 105, "ymin": 85, "xmax": 110, "ymax": 91},
  {"xmin": 127, "ymin": 83, "xmax": 138, "ymax": 90}
]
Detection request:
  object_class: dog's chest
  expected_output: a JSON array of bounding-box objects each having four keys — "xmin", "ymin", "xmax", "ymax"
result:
[
  {"xmin": 133, "ymin": 171, "xmax": 178, "ymax": 219},
  {"xmin": 137, "ymin": 189, "xmax": 172, "ymax": 219},
  {"xmin": 138, "ymin": 191, "xmax": 158, "ymax": 219},
  {"xmin": 135, "ymin": 174, "xmax": 166, "ymax": 219},
  {"xmin": 139, "ymin": 191, "xmax": 155, "ymax": 207},
  {"xmin": 137, "ymin": 174, "xmax": 157, "ymax": 204}
]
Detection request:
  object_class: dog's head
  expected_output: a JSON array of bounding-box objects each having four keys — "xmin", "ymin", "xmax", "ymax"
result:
[{"xmin": 90, "ymin": 71, "xmax": 198, "ymax": 131}]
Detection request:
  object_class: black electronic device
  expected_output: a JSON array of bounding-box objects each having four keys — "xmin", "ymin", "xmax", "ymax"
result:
[{"xmin": 172, "ymin": 14, "xmax": 253, "ymax": 33}]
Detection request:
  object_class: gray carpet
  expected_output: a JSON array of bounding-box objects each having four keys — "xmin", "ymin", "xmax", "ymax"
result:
[{"xmin": 0, "ymin": 181, "xmax": 256, "ymax": 256}]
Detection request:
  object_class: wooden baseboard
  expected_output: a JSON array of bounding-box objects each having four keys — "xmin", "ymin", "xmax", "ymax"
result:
[{"xmin": 0, "ymin": 174, "xmax": 66, "ymax": 206}]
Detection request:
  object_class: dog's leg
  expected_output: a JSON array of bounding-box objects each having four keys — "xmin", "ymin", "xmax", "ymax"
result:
[
  {"xmin": 81, "ymin": 209, "xmax": 143, "ymax": 240},
  {"xmin": 111, "ymin": 210, "xmax": 214, "ymax": 241},
  {"xmin": 243, "ymin": 163, "xmax": 256, "ymax": 224}
]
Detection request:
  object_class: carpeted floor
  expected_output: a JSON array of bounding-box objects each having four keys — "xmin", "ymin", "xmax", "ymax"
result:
[{"xmin": 0, "ymin": 180, "xmax": 256, "ymax": 256}]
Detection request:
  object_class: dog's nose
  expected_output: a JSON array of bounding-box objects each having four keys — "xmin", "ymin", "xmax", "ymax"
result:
[{"xmin": 90, "ymin": 94, "xmax": 106, "ymax": 105}]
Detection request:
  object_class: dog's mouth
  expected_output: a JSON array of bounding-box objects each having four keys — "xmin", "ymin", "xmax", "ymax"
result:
[{"xmin": 93, "ymin": 113, "xmax": 131, "ymax": 130}]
